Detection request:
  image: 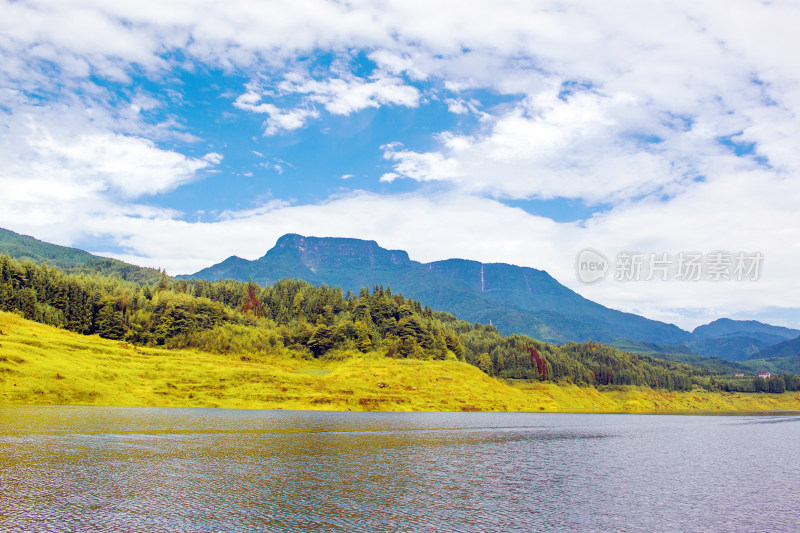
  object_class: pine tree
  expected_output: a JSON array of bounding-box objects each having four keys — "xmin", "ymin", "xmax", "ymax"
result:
[
  {"xmin": 96, "ymin": 298, "xmax": 125, "ymax": 340},
  {"xmin": 307, "ymin": 324, "xmax": 334, "ymax": 356}
]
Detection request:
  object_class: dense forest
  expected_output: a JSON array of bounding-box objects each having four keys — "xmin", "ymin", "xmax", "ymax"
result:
[{"xmin": 1, "ymin": 254, "xmax": 797, "ymax": 394}]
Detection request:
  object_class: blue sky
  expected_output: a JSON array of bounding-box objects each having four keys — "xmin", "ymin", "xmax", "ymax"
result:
[
  {"xmin": 78, "ymin": 51, "xmax": 512, "ymax": 223},
  {"xmin": 1, "ymin": 0, "xmax": 799, "ymax": 330}
]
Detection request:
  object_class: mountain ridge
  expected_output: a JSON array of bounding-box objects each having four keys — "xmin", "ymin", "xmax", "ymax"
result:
[
  {"xmin": 3, "ymin": 225, "xmax": 795, "ymax": 362},
  {"xmin": 183, "ymin": 233, "xmax": 691, "ymax": 345},
  {"xmin": 183, "ymin": 234, "xmax": 800, "ymax": 362},
  {"xmin": 750, "ymin": 335, "xmax": 800, "ymax": 360},
  {"xmin": 686, "ymin": 318, "xmax": 800, "ymax": 361},
  {"xmin": 0, "ymin": 227, "xmax": 162, "ymax": 284},
  {"xmin": 692, "ymin": 318, "xmax": 800, "ymax": 341}
]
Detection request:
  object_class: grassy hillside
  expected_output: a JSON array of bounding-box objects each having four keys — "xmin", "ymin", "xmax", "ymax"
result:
[
  {"xmin": 0, "ymin": 310, "xmax": 533, "ymax": 411},
  {"xmin": 3, "ymin": 311, "xmax": 800, "ymax": 413},
  {"xmin": 2, "ymin": 253, "xmax": 738, "ymax": 392}
]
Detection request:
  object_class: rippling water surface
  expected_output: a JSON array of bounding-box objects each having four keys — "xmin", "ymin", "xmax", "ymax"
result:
[{"xmin": 1, "ymin": 407, "xmax": 799, "ymax": 532}]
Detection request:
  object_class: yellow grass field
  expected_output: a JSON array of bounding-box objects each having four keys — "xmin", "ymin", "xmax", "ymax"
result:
[{"xmin": 2, "ymin": 311, "xmax": 800, "ymax": 413}]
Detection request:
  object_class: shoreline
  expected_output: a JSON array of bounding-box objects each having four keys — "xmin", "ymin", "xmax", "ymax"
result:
[{"xmin": 3, "ymin": 402, "xmax": 800, "ymax": 416}]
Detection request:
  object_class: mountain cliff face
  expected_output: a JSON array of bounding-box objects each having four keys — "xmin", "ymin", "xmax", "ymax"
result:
[
  {"xmin": 276, "ymin": 234, "xmax": 411, "ymax": 270},
  {"xmin": 2, "ymin": 225, "xmax": 795, "ymax": 357},
  {"xmin": 183, "ymin": 234, "xmax": 690, "ymax": 345}
]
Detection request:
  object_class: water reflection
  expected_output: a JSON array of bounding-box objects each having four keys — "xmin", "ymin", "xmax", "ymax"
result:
[{"xmin": 1, "ymin": 407, "xmax": 799, "ymax": 532}]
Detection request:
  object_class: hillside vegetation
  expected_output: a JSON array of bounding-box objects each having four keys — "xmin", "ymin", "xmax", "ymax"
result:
[
  {"xmin": 0, "ymin": 227, "xmax": 162, "ymax": 284},
  {"xmin": 183, "ymin": 233, "xmax": 691, "ymax": 345},
  {"xmin": 3, "ymin": 311, "xmax": 800, "ymax": 412},
  {"xmin": 2, "ymin": 254, "xmax": 799, "ymax": 398},
  {"xmin": 0, "ymin": 310, "xmax": 532, "ymax": 411}
]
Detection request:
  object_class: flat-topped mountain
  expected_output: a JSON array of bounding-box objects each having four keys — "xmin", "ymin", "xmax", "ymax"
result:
[
  {"xmin": 184, "ymin": 234, "xmax": 689, "ymax": 345},
  {"xmin": 3, "ymin": 225, "xmax": 795, "ymax": 362}
]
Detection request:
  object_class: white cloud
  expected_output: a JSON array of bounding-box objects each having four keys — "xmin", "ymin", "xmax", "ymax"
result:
[
  {"xmin": 444, "ymin": 97, "xmax": 483, "ymax": 116},
  {"xmin": 24, "ymin": 128, "xmax": 220, "ymax": 198},
  {"xmin": 233, "ymin": 91, "xmax": 320, "ymax": 135},
  {"xmin": 379, "ymin": 172, "xmax": 399, "ymax": 182},
  {"xmin": 260, "ymin": 162, "xmax": 283, "ymax": 175},
  {"xmin": 278, "ymin": 73, "xmax": 420, "ymax": 115},
  {"xmin": 3, "ymin": 0, "xmax": 800, "ymax": 330},
  {"xmin": 382, "ymin": 85, "xmax": 756, "ymax": 203},
  {"xmin": 381, "ymin": 145, "xmax": 460, "ymax": 183},
  {"xmin": 233, "ymin": 72, "xmax": 420, "ymax": 134},
  {"xmin": 0, "ymin": 102, "xmax": 221, "ymax": 245},
  {"xmin": 368, "ymin": 50, "xmax": 428, "ymax": 81},
  {"xmin": 262, "ymin": 108, "xmax": 320, "ymax": 136},
  {"xmin": 51, "ymin": 182, "xmax": 796, "ymax": 331},
  {"xmin": 233, "ymin": 91, "xmax": 274, "ymax": 114}
]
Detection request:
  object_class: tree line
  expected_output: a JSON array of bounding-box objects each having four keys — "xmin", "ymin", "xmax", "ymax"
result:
[{"xmin": 1, "ymin": 254, "xmax": 797, "ymax": 394}]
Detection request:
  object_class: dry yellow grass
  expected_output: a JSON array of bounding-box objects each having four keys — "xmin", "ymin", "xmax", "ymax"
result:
[
  {"xmin": 509, "ymin": 381, "xmax": 800, "ymax": 412},
  {"xmin": 0, "ymin": 311, "xmax": 533, "ymax": 411},
  {"xmin": 2, "ymin": 311, "xmax": 799, "ymax": 413}
]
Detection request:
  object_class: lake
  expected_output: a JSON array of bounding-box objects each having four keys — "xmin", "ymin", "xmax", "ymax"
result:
[{"xmin": 1, "ymin": 407, "xmax": 798, "ymax": 532}]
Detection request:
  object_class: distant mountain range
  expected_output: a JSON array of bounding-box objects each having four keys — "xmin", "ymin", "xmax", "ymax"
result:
[
  {"xmin": 753, "ymin": 335, "xmax": 800, "ymax": 358},
  {"xmin": 688, "ymin": 318, "xmax": 800, "ymax": 361},
  {"xmin": 183, "ymin": 234, "xmax": 690, "ymax": 345},
  {"xmin": 182, "ymin": 234, "xmax": 800, "ymax": 362},
  {"xmin": 3, "ymin": 226, "xmax": 798, "ymax": 365}
]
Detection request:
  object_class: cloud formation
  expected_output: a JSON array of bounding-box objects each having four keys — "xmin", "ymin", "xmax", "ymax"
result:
[
  {"xmin": 0, "ymin": 100, "xmax": 221, "ymax": 244},
  {"xmin": 234, "ymin": 91, "xmax": 320, "ymax": 135},
  {"xmin": 1, "ymin": 0, "xmax": 799, "ymax": 329},
  {"xmin": 234, "ymin": 69, "xmax": 421, "ymax": 134}
]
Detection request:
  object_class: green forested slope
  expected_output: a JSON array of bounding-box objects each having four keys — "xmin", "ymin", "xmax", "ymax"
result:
[
  {"xmin": 0, "ymin": 227, "xmax": 161, "ymax": 283},
  {"xmin": 3, "ymin": 254, "xmax": 798, "ymax": 394},
  {"xmin": 184, "ymin": 234, "xmax": 690, "ymax": 345}
]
